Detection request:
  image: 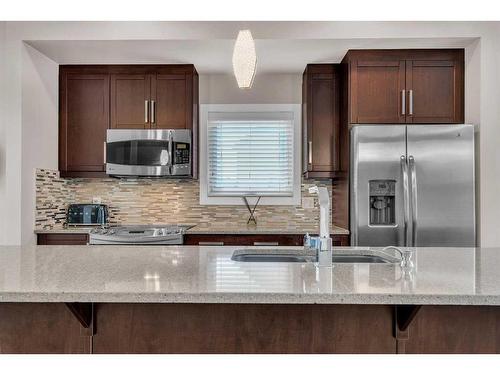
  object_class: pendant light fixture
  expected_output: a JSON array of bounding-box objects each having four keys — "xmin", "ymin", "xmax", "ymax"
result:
[{"xmin": 232, "ymin": 30, "xmax": 257, "ymax": 89}]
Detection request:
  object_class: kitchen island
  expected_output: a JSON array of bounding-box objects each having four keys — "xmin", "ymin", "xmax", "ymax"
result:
[{"xmin": 0, "ymin": 245, "xmax": 499, "ymax": 353}]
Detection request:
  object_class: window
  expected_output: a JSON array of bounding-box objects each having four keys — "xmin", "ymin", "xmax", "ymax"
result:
[{"xmin": 200, "ymin": 105, "xmax": 301, "ymax": 205}]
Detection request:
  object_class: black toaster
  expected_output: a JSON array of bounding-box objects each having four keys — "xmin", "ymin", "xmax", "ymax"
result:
[{"xmin": 66, "ymin": 204, "xmax": 108, "ymax": 226}]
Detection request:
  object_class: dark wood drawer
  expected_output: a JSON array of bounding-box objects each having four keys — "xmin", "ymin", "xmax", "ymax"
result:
[
  {"xmin": 184, "ymin": 233, "xmax": 349, "ymax": 247},
  {"xmin": 37, "ymin": 233, "xmax": 89, "ymax": 245}
]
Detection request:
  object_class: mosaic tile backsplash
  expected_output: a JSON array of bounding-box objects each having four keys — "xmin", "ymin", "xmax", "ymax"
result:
[{"xmin": 35, "ymin": 169, "xmax": 333, "ymax": 230}]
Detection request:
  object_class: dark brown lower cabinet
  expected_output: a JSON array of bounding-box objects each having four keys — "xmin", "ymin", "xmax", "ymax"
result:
[
  {"xmin": 184, "ymin": 234, "xmax": 350, "ymax": 247},
  {"xmin": 1, "ymin": 303, "xmax": 500, "ymax": 353},
  {"xmin": 36, "ymin": 233, "xmax": 350, "ymax": 246},
  {"xmin": 37, "ymin": 233, "xmax": 89, "ymax": 245},
  {"xmin": 0, "ymin": 303, "xmax": 91, "ymax": 354}
]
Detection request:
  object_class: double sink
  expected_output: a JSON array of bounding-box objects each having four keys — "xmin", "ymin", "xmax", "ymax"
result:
[{"xmin": 231, "ymin": 248, "xmax": 399, "ymax": 264}]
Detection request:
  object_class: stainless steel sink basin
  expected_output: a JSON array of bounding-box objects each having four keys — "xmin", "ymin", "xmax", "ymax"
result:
[
  {"xmin": 331, "ymin": 254, "xmax": 393, "ymax": 263},
  {"xmin": 231, "ymin": 253, "xmax": 312, "ymax": 263},
  {"xmin": 231, "ymin": 249, "xmax": 399, "ymax": 264}
]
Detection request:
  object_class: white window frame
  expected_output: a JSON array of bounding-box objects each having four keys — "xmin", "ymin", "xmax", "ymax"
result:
[{"xmin": 200, "ymin": 104, "xmax": 301, "ymax": 206}]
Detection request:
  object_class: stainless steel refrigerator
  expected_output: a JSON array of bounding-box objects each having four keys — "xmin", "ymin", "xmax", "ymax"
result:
[{"xmin": 350, "ymin": 124, "xmax": 475, "ymax": 247}]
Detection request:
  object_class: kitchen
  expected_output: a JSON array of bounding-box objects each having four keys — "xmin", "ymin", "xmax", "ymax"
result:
[{"xmin": 1, "ymin": 15, "xmax": 500, "ymax": 360}]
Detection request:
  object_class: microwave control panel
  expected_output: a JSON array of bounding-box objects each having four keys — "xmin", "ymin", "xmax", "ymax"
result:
[{"xmin": 173, "ymin": 142, "xmax": 191, "ymax": 165}]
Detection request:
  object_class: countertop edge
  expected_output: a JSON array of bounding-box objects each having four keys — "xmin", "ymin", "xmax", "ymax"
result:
[
  {"xmin": 34, "ymin": 227, "xmax": 351, "ymax": 235},
  {"xmin": 1, "ymin": 293, "xmax": 499, "ymax": 306}
]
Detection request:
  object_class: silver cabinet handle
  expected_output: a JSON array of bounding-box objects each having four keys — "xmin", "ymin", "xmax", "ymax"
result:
[
  {"xmin": 408, "ymin": 90, "xmax": 413, "ymax": 116},
  {"xmin": 308, "ymin": 141, "xmax": 313, "ymax": 164},
  {"xmin": 144, "ymin": 100, "xmax": 149, "ymax": 123},
  {"xmin": 103, "ymin": 142, "xmax": 106, "ymax": 164},
  {"xmin": 400, "ymin": 155, "xmax": 410, "ymax": 247},
  {"xmin": 198, "ymin": 242, "xmax": 224, "ymax": 246},
  {"xmin": 409, "ymin": 155, "xmax": 417, "ymax": 246},
  {"xmin": 401, "ymin": 90, "xmax": 406, "ymax": 115},
  {"xmin": 150, "ymin": 100, "xmax": 156, "ymax": 126},
  {"xmin": 253, "ymin": 242, "xmax": 279, "ymax": 246}
]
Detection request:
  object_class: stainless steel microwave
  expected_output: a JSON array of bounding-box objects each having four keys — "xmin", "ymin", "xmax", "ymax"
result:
[{"xmin": 106, "ymin": 129, "xmax": 192, "ymax": 177}]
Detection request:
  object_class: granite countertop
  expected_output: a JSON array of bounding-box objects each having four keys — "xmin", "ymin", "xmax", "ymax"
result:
[
  {"xmin": 34, "ymin": 224, "xmax": 350, "ymax": 235},
  {"xmin": 185, "ymin": 224, "xmax": 349, "ymax": 235},
  {"xmin": 34, "ymin": 227, "xmax": 94, "ymax": 234},
  {"xmin": 0, "ymin": 245, "xmax": 498, "ymax": 305}
]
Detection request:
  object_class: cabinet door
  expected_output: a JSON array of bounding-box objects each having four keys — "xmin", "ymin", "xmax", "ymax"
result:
[
  {"xmin": 37, "ymin": 234, "xmax": 89, "ymax": 245},
  {"xmin": 151, "ymin": 74, "xmax": 191, "ymax": 129},
  {"xmin": 306, "ymin": 73, "xmax": 339, "ymax": 174},
  {"xmin": 59, "ymin": 74, "xmax": 109, "ymax": 174},
  {"xmin": 110, "ymin": 74, "xmax": 151, "ymax": 129},
  {"xmin": 405, "ymin": 60, "xmax": 464, "ymax": 123},
  {"xmin": 350, "ymin": 60, "xmax": 406, "ymax": 123}
]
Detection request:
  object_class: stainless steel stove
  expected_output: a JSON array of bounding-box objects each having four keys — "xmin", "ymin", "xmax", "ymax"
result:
[{"xmin": 89, "ymin": 225, "xmax": 193, "ymax": 245}]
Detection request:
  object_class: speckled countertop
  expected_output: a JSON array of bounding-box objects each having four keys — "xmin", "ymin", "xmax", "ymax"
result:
[
  {"xmin": 34, "ymin": 227, "xmax": 94, "ymax": 234},
  {"xmin": 185, "ymin": 224, "xmax": 349, "ymax": 235},
  {"xmin": 0, "ymin": 245, "xmax": 498, "ymax": 305},
  {"xmin": 34, "ymin": 224, "xmax": 350, "ymax": 235}
]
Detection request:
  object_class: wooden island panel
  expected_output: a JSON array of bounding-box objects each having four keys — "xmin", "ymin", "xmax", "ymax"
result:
[
  {"xmin": 0, "ymin": 303, "xmax": 91, "ymax": 354},
  {"xmin": 92, "ymin": 303, "xmax": 395, "ymax": 354},
  {"xmin": 1, "ymin": 303, "xmax": 500, "ymax": 353},
  {"xmin": 403, "ymin": 305, "xmax": 500, "ymax": 354}
]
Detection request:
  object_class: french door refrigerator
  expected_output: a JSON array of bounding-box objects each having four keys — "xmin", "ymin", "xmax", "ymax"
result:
[{"xmin": 350, "ymin": 124, "xmax": 475, "ymax": 247}]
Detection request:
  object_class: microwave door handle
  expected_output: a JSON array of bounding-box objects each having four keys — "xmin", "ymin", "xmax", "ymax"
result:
[
  {"xmin": 409, "ymin": 155, "xmax": 417, "ymax": 247},
  {"xmin": 168, "ymin": 132, "xmax": 174, "ymax": 168},
  {"xmin": 400, "ymin": 155, "xmax": 410, "ymax": 247}
]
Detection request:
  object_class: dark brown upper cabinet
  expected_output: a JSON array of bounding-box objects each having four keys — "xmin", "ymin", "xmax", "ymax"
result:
[
  {"xmin": 111, "ymin": 71, "xmax": 194, "ymax": 130},
  {"xmin": 302, "ymin": 64, "xmax": 341, "ymax": 178},
  {"xmin": 152, "ymin": 74, "xmax": 192, "ymax": 129},
  {"xmin": 59, "ymin": 65, "xmax": 199, "ymax": 178},
  {"xmin": 59, "ymin": 71, "xmax": 109, "ymax": 177},
  {"xmin": 342, "ymin": 49, "xmax": 464, "ymax": 124},
  {"xmin": 405, "ymin": 59, "xmax": 463, "ymax": 123},
  {"xmin": 348, "ymin": 60, "xmax": 406, "ymax": 123},
  {"xmin": 110, "ymin": 74, "xmax": 151, "ymax": 129}
]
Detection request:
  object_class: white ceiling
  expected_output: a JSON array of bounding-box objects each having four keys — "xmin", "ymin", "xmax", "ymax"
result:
[{"xmin": 27, "ymin": 37, "xmax": 475, "ymax": 74}]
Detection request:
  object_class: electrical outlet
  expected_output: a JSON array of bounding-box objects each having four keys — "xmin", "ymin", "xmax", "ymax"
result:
[
  {"xmin": 92, "ymin": 197, "xmax": 102, "ymax": 204},
  {"xmin": 302, "ymin": 197, "xmax": 314, "ymax": 209}
]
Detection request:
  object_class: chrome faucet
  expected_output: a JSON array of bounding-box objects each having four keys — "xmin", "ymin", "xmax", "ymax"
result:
[
  {"xmin": 382, "ymin": 246, "xmax": 414, "ymax": 269},
  {"xmin": 306, "ymin": 186, "xmax": 332, "ymax": 267}
]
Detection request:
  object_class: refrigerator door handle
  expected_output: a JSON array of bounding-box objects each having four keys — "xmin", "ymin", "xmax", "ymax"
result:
[
  {"xmin": 409, "ymin": 155, "xmax": 418, "ymax": 247},
  {"xmin": 401, "ymin": 90, "xmax": 406, "ymax": 115},
  {"xmin": 400, "ymin": 155, "xmax": 410, "ymax": 247}
]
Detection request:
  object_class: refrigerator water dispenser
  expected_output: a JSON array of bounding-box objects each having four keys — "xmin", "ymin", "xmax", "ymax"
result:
[{"xmin": 369, "ymin": 180, "xmax": 395, "ymax": 226}]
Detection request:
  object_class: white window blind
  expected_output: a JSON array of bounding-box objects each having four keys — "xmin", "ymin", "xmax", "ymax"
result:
[{"xmin": 207, "ymin": 111, "xmax": 294, "ymax": 197}]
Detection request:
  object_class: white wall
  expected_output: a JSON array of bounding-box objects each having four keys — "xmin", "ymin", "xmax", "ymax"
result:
[
  {"xmin": 0, "ymin": 22, "xmax": 6, "ymax": 244},
  {"xmin": 478, "ymin": 26, "xmax": 500, "ymax": 247},
  {"xmin": 199, "ymin": 74, "xmax": 301, "ymax": 104},
  {"xmin": 1, "ymin": 22, "xmax": 500, "ymax": 246},
  {"xmin": 464, "ymin": 39, "xmax": 481, "ymax": 244},
  {"xmin": 20, "ymin": 44, "xmax": 58, "ymax": 244},
  {"xmin": 1, "ymin": 25, "xmax": 23, "ymax": 245}
]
